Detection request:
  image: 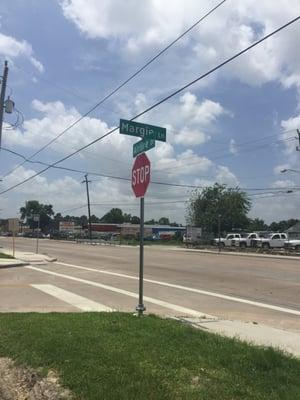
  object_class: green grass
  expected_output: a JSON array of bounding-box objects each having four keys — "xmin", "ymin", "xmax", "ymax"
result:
[
  {"xmin": 0, "ymin": 313, "xmax": 299, "ymax": 400},
  {"xmin": 0, "ymin": 252, "xmax": 14, "ymax": 259}
]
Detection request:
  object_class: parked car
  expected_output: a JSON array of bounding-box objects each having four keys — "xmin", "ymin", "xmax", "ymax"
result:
[
  {"xmin": 256, "ymin": 233, "xmax": 287, "ymax": 249},
  {"xmin": 232, "ymin": 233, "xmax": 261, "ymax": 248},
  {"xmin": 284, "ymin": 239, "xmax": 300, "ymax": 251},
  {"xmin": 214, "ymin": 233, "xmax": 242, "ymax": 247}
]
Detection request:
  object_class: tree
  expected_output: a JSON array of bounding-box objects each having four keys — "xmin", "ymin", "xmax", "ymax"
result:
[
  {"xmin": 100, "ymin": 208, "xmax": 124, "ymax": 223},
  {"xmin": 131, "ymin": 216, "xmax": 140, "ymax": 224},
  {"xmin": 123, "ymin": 213, "xmax": 132, "ymax": 223},
  {"xmin": 20, "ymin": 200, "xmax": 54, "ymax": 232},
  {"xmin": 269, "ymin": 219, "xmax": 299, "ymax": 232},
  {"xmin": 247, "ymin": 218, "xmax": 268, "ymax": 232},
  {"xmin": 158, "ymin": 217, "xmax": 170, "ymax": 225},
  {"xmin": 90, "ymin": 214, "xmax": 100, "ymax": 223},
  {"xmin": 145, "ymin": 218, "xmax": 157, "ymax": 225},
  {"xmin": 187, "ymin": 184, "xmax": 251, "ymax": 235}
]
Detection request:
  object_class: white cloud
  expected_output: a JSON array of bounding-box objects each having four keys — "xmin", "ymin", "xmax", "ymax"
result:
[
  {"xmin": 280, "ymin": 112, "xmax": 300, "ymax": 166},
  {"xmin": 0, "ymin": 32, "xmax": 44, "ymax": 72},
  {"xmin": 271, "ymin": 179, "xmax": 295, "ymax": 189},
  {"xmin": 116, "ymin": 91, "xmax": 228, "ymax": 147},
  {"xmin": 2, "ymin": 96, "xmax": 241, "ymax": 222},
  {"xmin": 215, "ymin": 165, "xmax": 239, "ymax": 187},
  {"xmin": 59, "ymin": 0, "xmax": 300, "ymax": 89},
  {"xmin": 174, "ymin": 127, "xmax": 206, "ymax": 146},
  {"xmin": 251, "ymin": 191, "xmax": 300, "ymax": 223},
  {"xmin": 229, "ymin": 138, "xmax": 237, "ymax": 155},
  {"xmin": 179, "ymin": 93, "xmax": 225, "ymax": 125}
]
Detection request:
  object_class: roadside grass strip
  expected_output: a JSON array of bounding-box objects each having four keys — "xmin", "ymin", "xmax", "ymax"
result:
[
  {"xmin": 0, "ymin": 252, "xmax": 14, "ymax": 259},
  {"xmin": 0, "ymin": 313, "xmax": 299, "ymax": 400}
]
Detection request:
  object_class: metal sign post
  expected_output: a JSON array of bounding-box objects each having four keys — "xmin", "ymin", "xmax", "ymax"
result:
[
  {"xmin": 136, "ymin": 197, "xmax": 145, "ymax": 315},
  {"xmin": 120, "ymin": 118, "xmax": 167, "ymax": 316},
  {"xmin": 33, "ymin": 214, "xmax": 40, "ymax": 254},
  {"xmin": 12, "ymin": 227, "xmax": 15, "ymax": 258},
  {"xmin": 131, "ymin": 154, "xmax": 151, "ymax": 316}
]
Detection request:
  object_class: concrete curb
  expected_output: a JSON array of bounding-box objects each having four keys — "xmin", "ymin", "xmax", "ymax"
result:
[
  {"xmin": 167, "ymin": 247, "xmax": 300, "ymax": 261},
  {"xmin": 0, "ymin": 260, "xmax": 29, "ymax": 268},
  {"xmin": 1, "ymin": 249, "xmax": 57, "ymax": 265}
]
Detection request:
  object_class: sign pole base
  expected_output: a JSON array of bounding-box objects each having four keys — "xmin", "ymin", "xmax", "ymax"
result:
[{"xmin": 136, "ymin": 197, "xmax": 146, "ymax": 316}]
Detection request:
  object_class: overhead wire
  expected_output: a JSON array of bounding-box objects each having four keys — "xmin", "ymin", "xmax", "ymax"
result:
[
  {"xmin": 0, "ymin": 15, "xmax": 299, "ymax": 196},
  {"xmin": 154, "ymin": 134, "xmax": 298, "ymax": 173},
  {"xmin": 59, "ymin": 189, "xmax": 299, "ymax": 215},
  {"xmin": 1, "ymin": 146, "xmax": 299, "ymax": 193}
]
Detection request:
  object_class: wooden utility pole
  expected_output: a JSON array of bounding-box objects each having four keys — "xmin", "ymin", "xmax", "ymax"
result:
[
  {"xmin": 82, "ymin": 174, "xmax": 92, "ymax": 240},
  {"xmin": 0, "ymin": 60, "xmax": 8, "ymax": 148}
]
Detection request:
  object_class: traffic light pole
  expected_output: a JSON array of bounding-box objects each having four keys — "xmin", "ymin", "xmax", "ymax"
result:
[{"xmin": 136, "ymin": 197, "xmax": 146, "ymax": 316}]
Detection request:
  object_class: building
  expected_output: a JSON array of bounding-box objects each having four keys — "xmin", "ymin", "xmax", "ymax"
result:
[
  {"xmin": 82, "ymin": 223, "xmax": 186, "ymax": 239},
  {"xmin": 286, "ymin": 222, "xmax": 300, "ymax": 239},
  {"xmin": 59, "ymin": 221, "xmax": 81, "ymax": 234},
  {"xmin": 120, "ymin": 224, "xmax": 185, "ymax": 239}
]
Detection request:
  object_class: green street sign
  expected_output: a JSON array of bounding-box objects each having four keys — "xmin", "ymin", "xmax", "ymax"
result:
[
  {"xmin": 120, "ymin": 119, "xmax": 166, "ymax": 142},
  {"xmin": 133, "ymin": 138, "xmax": 155, "ymax": 158}
]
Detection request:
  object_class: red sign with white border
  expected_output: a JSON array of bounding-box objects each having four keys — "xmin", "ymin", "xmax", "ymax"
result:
[{"xmin": 132, "ymin": 153, "xmax": 151, "ymax": 198}]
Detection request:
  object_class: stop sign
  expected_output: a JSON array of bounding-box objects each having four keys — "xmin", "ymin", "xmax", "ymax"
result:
[{"xmin": 132, "ymin": 153, "xmax": 151, "ymax": 197}]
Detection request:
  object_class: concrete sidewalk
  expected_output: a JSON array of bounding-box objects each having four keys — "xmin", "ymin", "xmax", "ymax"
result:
[
  {"xmin": 1, "ymin": 249, "xmax": 56, "ymax": 265},
  {"xmin": 179, "ymin": 317, "xmax": 300, "ymax": 358}
]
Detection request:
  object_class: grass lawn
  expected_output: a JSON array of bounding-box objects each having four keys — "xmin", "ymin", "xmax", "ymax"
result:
[
  {"xmin": 0, "ymin": 313, "xmax": 299, "ymax": 400},
  {"xmin": 0, "ymin": 252, "xmax": 14, "ymax": 259}
]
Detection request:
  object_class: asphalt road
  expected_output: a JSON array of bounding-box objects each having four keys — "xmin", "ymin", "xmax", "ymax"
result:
[{"xmin": 0, "ymin": 237, "xmax": 299, "ymax": 333}]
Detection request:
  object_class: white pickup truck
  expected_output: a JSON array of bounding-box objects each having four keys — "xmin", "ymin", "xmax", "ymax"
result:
[
  {"xmin": 214, "ymin": 233, "xmax": 242, "ymax": 247},
  {"xmin": 284, "ymin": 239, "xmax": 300, "ymax": 251},
  {"xmin": 256, "ymin": 233, "xmax": 288, "ymax": 249},
  {"xmin": 232, "ymin": 233, "xmax": 261, "ymax": 248}
]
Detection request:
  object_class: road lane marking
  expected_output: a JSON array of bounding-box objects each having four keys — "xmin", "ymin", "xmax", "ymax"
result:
[
  {"xmin": 31, "ymin": 284, "xmax": 113, "ymax": 312},
  {"xmin": 27, "ymin": 266, "xmax": 214, "ymax": 318},
  {"xmin": 54, "ymin": 261, "xmax": 300, "ymax": 317}
]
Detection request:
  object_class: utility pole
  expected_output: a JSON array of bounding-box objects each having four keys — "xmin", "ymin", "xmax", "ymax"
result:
[
  {"xmin": 82, "ymin": 174, "xmax": 92, "ymax": 240},
  {"xmin": 0, "ymin": 60, "xmax": 9, "ymax": 148},
  {"xmin": 296, "ymin": 129, "xmax": 300, "ymax": 151}
]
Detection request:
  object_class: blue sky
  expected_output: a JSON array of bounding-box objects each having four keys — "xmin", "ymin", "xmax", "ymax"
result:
[{"xmin": 0, "ymin": 0, "xmax": 299, "ymax": 223}]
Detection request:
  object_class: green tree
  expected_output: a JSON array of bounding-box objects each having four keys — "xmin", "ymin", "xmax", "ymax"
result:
[
  {"xmin": 90, "ymin": 214, "xmax": 100, "ymax": 223},
  {"xmin": 187, "ymin": 184, "xmax": 251, "ymax": 236},
  {"xmin": 247, "ymin": 218, "xmax": 268, "ymax": 232},
  {"xmin": 20, "ymin": 200, "xmax": 54, "ymax": 232},
  {"xmin": 131, "ymin": 216, "xmax": 140, "ymax": 224},
  {"xmin": 158, "ymin": 217, "xmax": 170, "ymax": 225},
  {"xmin": 100, "ymin": 208, "xmax": 124, "ymax": 223},
  {"xmin": 123, "ymin": 213, "xmax": 132, "ymax": 223},
  {"xmin": 269, "ymin": 219, "xmax": 299, "ymax": 232},
  {"xmin": 145, "ymin": 219, "xmax": 157, "ymax": 225}
]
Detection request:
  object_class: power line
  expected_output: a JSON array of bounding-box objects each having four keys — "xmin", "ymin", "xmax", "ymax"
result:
[
  {"xmin": 59, "ymin": 189, "xmax": 299, "ymax": 215},
  {"xmin": 2, "ymin": 146, "xmax": 299, "ymax": 193},
  {"xmin": 154, "ymin": 134, "xmax": 298, "ymax": 173},
  {"xmin": 0, "ymin": 144, "xmax": 293, "ymax": 184},
  {"xmin": 0, "ymin": 15, "xmax": 299, "ymax": 196},
  {"xmin": 2, "ymin": 0, "xmax": 227, "ymax": 179}
]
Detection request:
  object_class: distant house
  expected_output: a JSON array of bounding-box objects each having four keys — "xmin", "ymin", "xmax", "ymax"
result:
[{"xmin": 286, "ymin": 222, "xmax": 300, "ymax": 239}]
